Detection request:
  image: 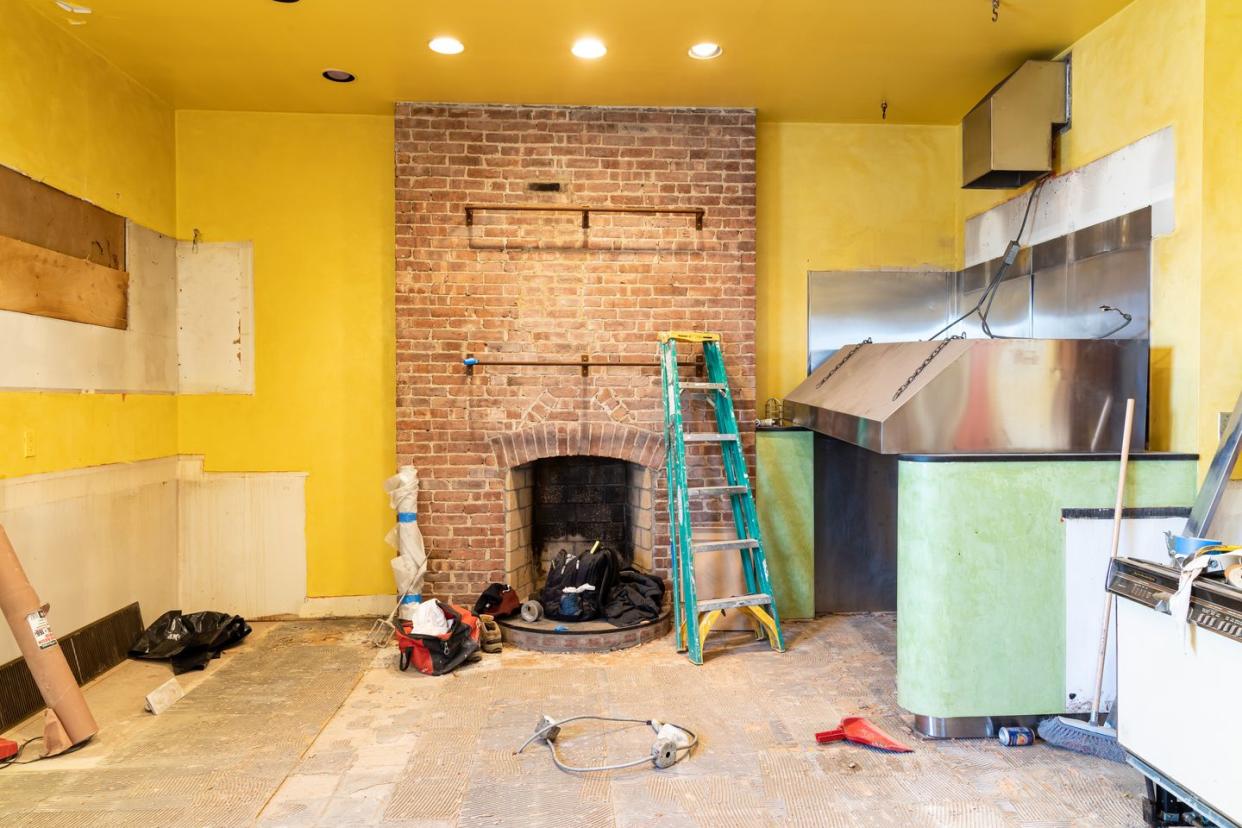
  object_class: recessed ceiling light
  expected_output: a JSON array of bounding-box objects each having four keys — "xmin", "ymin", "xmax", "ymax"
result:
[
  {"xmin": 322, "ymin": 69, "xmax": 356, "ymax": 83},
  {"xmin": 688, "ymin": 42, "xmax": 723, "ymax": 60},
  {"xmin": 428, "ymin": 36, "xmax": 465, "ymax": 55},
  {"xmin": 571, "ymin": 37, "xmax": 607, "ymax": 60},
  {"xmin": 54, "ymin": 1, "xmax": 91, "ymax": 13},
  {"xmin": 271, "ymin": 0, "xmax": 300, "ymax": 4}
]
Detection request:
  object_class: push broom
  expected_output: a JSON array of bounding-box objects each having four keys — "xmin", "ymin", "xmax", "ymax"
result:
[{"xmin": 1037, "ymin": 398, "xmax": 1134, "ymax": 763}]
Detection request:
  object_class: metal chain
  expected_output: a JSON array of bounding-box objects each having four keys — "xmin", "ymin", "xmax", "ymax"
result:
[
  {"xmin": 816, "ymin": 338, "xmax": 872, "ymax": 389},
  {"xmin": 892, "ymin": 334, "xmax": 965, "ymax": 402},
  {"xmin": 992, "ymin": 0, "xmax": 1000, "ymax": 22}
]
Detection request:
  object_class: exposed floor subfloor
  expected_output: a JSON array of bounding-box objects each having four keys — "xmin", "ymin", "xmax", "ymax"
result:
[{"xmin": 0, "ymin": 615, "xmax": 1147, "ymax": 827}]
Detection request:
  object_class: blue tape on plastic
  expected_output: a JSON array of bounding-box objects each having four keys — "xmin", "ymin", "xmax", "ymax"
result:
[{"xmin": 398, "ymin": 512, "xmax": 417, "ymax": 523}]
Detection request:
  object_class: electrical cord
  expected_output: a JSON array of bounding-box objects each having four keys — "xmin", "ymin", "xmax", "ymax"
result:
[
  {"xmin": 0, "ymin": 736, "xmax": 44, "ymax": 769},
  {"xmin": 515, "ymin": 715, "xmax": 699, "ymax": 773},
  {"xmin": 928, "ymin": 176, "xmax": 1048, "ymax": 341},
  {"xmin": 1095, "ymin": 305, "xmax": 1134, "ymax": 339}
]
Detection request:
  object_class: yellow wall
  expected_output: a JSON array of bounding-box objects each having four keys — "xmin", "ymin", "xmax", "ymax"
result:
[
  {"xmin": 174, "ymin": 111, "xmax": 396, "ymax": 597},
  {"xmin": 0, "ymin": 0, "xmax": 178, "ymax": 478},
  {"xmin": 755, "ymin": 123, "xmax": 960, "ymax": 403},
  {"xmin": 1202, "ymin": 0, "xmax": 1242, "ymax": 461}
]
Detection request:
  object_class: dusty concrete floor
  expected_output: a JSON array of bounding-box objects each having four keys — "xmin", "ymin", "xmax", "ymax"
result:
[{"xmin": 0, "ymin": 615, "xmax": 1146, "ymax": 827}]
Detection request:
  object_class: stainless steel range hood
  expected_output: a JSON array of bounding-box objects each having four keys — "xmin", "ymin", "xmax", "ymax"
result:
[
  {"xmin": 962, "ymin": 59, "xmax": 1069, "ymax": 189},
  {"xmin": 785, "ymin": 338, "xmax": 1147, "ymax": 454}
]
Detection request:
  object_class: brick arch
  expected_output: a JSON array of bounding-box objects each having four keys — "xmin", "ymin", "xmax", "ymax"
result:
[{"xmin": 489, "ymin": 421, "xmax": 664, "ymax": 471}]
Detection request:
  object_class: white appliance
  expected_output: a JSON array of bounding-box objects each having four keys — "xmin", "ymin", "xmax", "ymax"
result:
[{"xmin": 1111, "ymin": 557, "xmax": 1242, "ymax": 827}]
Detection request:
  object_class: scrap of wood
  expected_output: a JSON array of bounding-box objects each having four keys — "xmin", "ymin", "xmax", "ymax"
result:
[{"xmin": 0, "ymin": 234, "xmax": 129, "ymax": 329}]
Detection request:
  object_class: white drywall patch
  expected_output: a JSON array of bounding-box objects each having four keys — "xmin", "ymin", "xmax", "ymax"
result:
[
  {"xmin": 965, "ymin": 127, "xmax": 1176, "ymax": 267},
  {"xmin": 176, "ymin": 241, "xmax": 255, "ymax": 394},
  {"xmin": 0, "ymin": 222, "xmax": 178, "ymax": 392}
]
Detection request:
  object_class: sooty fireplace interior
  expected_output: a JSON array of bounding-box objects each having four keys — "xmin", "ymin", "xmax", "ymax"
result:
[{"xmin": 504, "ymin": 455, "xmax": 655, "ymax": 601}]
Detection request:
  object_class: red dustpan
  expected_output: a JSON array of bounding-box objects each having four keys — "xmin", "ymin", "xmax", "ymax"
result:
[{"xmin": 815, "ymin": 717, "xmax": 913, "ymax": 753}]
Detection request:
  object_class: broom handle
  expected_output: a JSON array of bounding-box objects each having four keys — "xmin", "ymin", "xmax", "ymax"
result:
[{"xmin": 1090, "ymin": 398, "xmax": 1135, "ymax": 727}]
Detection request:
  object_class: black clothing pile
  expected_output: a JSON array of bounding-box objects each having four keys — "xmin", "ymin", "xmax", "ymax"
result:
[
  {"xmin": 128, "ymin": 610, "xmax": 252, "ymax": 674},
  {"xmin": 602, "ymin": 569, "xmax": 666, "ymax": 627}
]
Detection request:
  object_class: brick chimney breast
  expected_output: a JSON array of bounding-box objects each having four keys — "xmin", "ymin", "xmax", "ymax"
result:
[{"xmin": 395, "ymin": 104, "xmax": 756, "ymax": 605}]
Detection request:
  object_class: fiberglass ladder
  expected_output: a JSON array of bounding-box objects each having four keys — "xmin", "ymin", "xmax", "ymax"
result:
[{"xmin": 658, "ymin": 332, "xmax": 786, "ymax": 665}]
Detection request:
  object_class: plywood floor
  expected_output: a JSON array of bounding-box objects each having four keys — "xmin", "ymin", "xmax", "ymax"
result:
[{"xmin": 0, "ymin": 615, "xmax": 1147, "ymax": 827}]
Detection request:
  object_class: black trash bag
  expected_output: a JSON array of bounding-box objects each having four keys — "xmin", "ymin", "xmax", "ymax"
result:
[
  {"xmin": 603, "ymin": 569, "xmax": 666, "ymax": 627},
  {"xmin": 129, "ymin": 610, "xmax": 252, "ymax": 674},
  {"xmin": 540, "ymin": 546, "xmax": 618, "ymax": 622}
]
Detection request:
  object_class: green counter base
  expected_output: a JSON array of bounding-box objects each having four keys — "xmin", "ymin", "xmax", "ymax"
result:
[{"xmin": 897, "ymin": 454, "xmax": 1196, "ymax": 723}]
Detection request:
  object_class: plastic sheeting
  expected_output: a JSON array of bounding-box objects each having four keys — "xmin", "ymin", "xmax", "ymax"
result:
[
  {"xmin": 128, "ymin": 610, "xmax": 251, "ymax": 674},
  {"xmin": 385, "ymin": 466, "xmax": 427, "ymax": 597}
]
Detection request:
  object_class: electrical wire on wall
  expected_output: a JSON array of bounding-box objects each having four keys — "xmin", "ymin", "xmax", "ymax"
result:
[
  {"xmin": 928, "ymin": 176, "xmax": 1047, "ymax": 341},
  {"xmin": 930, "ymin": 177, "xmax": 1136, "ymax": 342}
]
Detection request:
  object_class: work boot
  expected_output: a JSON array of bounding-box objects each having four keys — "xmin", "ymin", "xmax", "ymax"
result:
[{"xmin": 479, "ymin": 614, "xmax": 503, "ymax": 654}]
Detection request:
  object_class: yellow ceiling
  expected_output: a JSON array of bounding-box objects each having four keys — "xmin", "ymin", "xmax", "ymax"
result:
[{"xmin": 26, "ymin": 0, "xmax": 1133, "ymax": 123}]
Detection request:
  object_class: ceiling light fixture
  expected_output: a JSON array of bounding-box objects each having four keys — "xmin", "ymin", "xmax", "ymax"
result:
[
  {"xmin": 271, "ymin": 0, "xmax": 300, "ymax": 4},
  {"xmin": 322, "ymin": 69, "xmax": 356, "ymax": 83},
  {"xmin": 571, "ymin": 37, "xmax": 607, "ymax": 60},
  {"xmin": 54, "ymin": 1, "xmax": 91, "ymax": 13},
  {"xmin": 428, "ymin": 36, "xmax": 465, "ymax": 55},
  {"xmin": 688, "ymin": 42, "xmax": 722, "ymax": 60}
]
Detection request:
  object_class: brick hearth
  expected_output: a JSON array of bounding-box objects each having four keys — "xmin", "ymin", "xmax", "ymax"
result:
[{"xmin": 395, "ymin": 104, "xmax": 757, "ymax": 605}]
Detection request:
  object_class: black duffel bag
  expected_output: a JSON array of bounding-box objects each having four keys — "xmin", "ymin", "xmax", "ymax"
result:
[{"xmin": 540, "ymin": 545, "xmax": 618, "ymax": 622}]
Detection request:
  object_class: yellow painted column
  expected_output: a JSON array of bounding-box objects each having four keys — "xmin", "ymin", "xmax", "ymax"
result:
[{"xmin": 1201, "ymin": 0, "xmax": 1242, "ymax": 465}]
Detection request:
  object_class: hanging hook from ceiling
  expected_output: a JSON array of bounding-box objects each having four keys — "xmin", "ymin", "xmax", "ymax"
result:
[
  {"xmin": 992, "ymin": 0, "xmax": 1000, "ymax": 22},
  {"xmin": 881, "ymin": 100, "xmax": 888, "ymax": 121}
]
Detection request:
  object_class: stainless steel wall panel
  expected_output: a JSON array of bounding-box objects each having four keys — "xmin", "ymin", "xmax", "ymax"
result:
[{"xmin": 807, "ymin": 270, "xmax": 954, "ymax": 372}]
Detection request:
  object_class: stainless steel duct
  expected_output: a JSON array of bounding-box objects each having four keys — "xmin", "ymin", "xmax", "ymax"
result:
[{"xmin": 962, "ymin": 60, "xmax": 1070, "ymax": 189}]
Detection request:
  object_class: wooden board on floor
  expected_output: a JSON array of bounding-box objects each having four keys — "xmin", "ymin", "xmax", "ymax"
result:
[
  {"xmin": 0, "ymin": 165, "xmax": 126, "ymax": 269},
  {"xmin": 0, "ymin": 234, "xmax": 129, "ymax": 329}
]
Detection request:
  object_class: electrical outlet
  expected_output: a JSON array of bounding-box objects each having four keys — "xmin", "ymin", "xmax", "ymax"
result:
[{"xmin": 22, "ymin": 430, "xmax": 35, "ymax": 458}]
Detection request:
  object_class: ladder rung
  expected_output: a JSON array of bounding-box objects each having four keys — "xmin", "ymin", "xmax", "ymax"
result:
[
  {"xmin": 698, "ymin": 594, "xmax": 773, "ymax": 613},
  {"xmin": 692, "ymin": 538, "xmax": 760, "ymax": 553},
  {"xmin": 683, "ymin": 433, "xmax": 738, "ymax": 443},
  {"xmin": 687, "ymin": 485, "xmax": 747, "ymax": 497},
  {"xmin": 681, "ymin": 382, "xmax": 726, "ymax": 392}
]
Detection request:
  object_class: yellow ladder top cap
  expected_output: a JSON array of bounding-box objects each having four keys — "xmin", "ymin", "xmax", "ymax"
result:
[{"xmin": 658, "ymin": 331, "xmax": 721, "ymax": 343}]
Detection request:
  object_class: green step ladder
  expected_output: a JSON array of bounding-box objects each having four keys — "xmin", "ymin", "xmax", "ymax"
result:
[{"xmin": 658, "ymin": 331, "xmax": 786, "ymax": 665}]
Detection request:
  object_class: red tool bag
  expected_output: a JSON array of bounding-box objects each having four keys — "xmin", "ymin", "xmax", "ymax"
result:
[{"xmin": 395, "ymin": 603, "xmax": 481, "ymax": 676}]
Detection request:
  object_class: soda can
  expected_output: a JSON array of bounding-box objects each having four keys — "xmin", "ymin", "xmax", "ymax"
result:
[{"xmin": 997, "ymin": 726, "xmax": 1035, "ymax": 747}]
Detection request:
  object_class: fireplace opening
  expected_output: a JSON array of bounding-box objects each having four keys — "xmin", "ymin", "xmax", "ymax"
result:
[{"xmin": 504, "ymin": 455, "xmax": 655, "ymax": 603}]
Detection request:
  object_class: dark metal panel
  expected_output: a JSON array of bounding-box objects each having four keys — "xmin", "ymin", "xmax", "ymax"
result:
[{"xmin": 813, "ymin": 435, "xmax": 898, "ymax": 613}]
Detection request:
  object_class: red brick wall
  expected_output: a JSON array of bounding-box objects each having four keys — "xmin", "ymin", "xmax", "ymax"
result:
[{"xmin": 395, "ymin": 104, "xmax": 756, "ymax": 604}]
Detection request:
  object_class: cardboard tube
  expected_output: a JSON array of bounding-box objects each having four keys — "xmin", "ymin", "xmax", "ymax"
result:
[{"xmin": 0, "ymin": 524, "xmax": 98, "ymax": 745}]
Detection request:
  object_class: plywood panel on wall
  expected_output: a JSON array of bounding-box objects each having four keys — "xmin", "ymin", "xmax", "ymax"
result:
[
  {"xmin": 0, "ymin": 165, "xmax": 126, "ymax": 269},
  {"xmin": 0, "ymin": 234, "xmax": 129, "ymax": 329}
]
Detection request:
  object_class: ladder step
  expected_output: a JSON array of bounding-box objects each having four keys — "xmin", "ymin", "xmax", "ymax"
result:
[
  {"xmin": 698, "ymin": 594, "xmax": 773, "ymax": 613},
  {"xmin": 680, "ymin": 382, "xmax": 726, "ymax": 392},
  {"xmin": 692, "ymin": 538, "xmax": 760, "ymax": 553},
  {"xmin": 687, "ymin": 485, "xmax": 747, "ymax": 497},
  {"xmin": 683, "ymin": 433, "xmax": 738, "ymax": 443}
]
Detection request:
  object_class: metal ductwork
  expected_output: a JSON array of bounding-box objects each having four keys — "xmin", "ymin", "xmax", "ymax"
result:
[{"xmin": 962, "ymin": 59, "xmax": 1070, "ymax": 189}]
